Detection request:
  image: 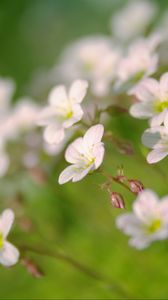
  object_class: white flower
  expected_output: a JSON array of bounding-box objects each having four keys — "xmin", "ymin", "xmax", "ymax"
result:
[
  {"xmin": 111, "ymin": 0, "xmax": 157, "ymax": 41},
  {"xmin": 116, "ymin": 189, "xmax": 168, "ymax": 249},
  {"xmin": 58, "ymin": 124, "xmax": 105, "ymax": 184},
  {"xmin": 56, "ymin": 36, "xmax": 120, "ymax": 96},
  {"xmin": 116, "ymin": 38, "xmax": 158, "ymax": 87},
  {"xmin": 38, "ymin": 79, "xmax": 88, "ymax": 144},
  {"xmin": 0, "ymin": 209, "xmax": 19, "ymax": 266},
  {"xmin": 0, "ymin": 78, "xmax": 15, "ymax": 116},
  {"xmin": 130, "ymin": 73, "xmax": 168, "ymax": 126},
  {"xmin": 142, "ymin": 116, "xmax": 168, "ymax": 163}
]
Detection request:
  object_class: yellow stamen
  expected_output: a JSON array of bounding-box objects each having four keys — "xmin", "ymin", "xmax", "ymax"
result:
[
  {"xmin": 146, "ymin": 219, "xmax": 162, "ymax": 234},
  {"xmin": 0, "ymin": 232, "xmax": 3, "ymax": 248},
  {"xmin": 154, "ymin": 100, "xmax": 168, "ymax": 113}
]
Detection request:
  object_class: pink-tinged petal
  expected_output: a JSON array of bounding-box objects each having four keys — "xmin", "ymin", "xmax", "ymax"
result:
[
  {"xmin": 69, "ymin": 80, "xmax": 88, "ymax": 104},
  {"xmin": 150, "ymin": 110, "xmax": 167, "ymax": 127},
  {"xmin": 129, "ymin": 236, "xmax": 151, "ymax": 249},
  {"xmin": 0, "ymin": 209, "xmax": 14, "ymax": 239},
  {"xmin": 37, "ymin": 107, "xmax": 57, "ymax": 126},
  {"xmin": 44, "ymin": 125, "xmax": 65, "ymax": 144},
  {"xmin": 129, "ymin": 102, "xmax": 154, "ymax": 119},
  {"xmin": 133, "ymin": 189, "xmax": 159, "ymax": 223},
  {"xmin": 147, "ymin": 149, "xmax": 168, "ymax": 164},
  {"xmin": 83, "ymin": 124, "xmax": 104, "ymax": 149},
  {"xmin": 0, "ymin": 241, "xmax": 19, "ymax": 267},
  {"xmin": 159, "ymin": 197, "xmax": 168, "ymax": 222},
  {"xmin": 116, "ymin": 213, "xmax": 142, "ymax": 236},
  {"xmin": 48, "ymin": 85, "xmax": 68, "ymax": 106},
  {"xmin": 160, "ymin": 72, "xmax": 168, "ymax": 100},
  {"xmin": 93, "ymin": 144, "xmax": 105, "ymax": 169},
  {"xmin": 65, "ymin": 138, "xmax": 83, "ymax": 164},
  {"xmin": 129, "ymin": 78, "xmax": 159, "ymax": 101}
]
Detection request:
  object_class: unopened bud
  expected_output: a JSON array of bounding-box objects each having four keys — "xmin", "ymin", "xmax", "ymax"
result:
[
  {"xmin": 21, "ymin": 258, "xmax": 44, "ymax": 278},
  {"xmin": 110, "ymin": 192, "xmax": 125, "ymax": 209},
  {"xmin": 128, "ymin": 179, "xmax": 144, "ymax": 194}
]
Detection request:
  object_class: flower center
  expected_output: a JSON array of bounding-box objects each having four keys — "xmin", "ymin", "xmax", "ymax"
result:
[
  {"xmin": 0, "ymin": 232, "xmax": 4, "ymax": 248},
  {"xmin": 146, "ymin": 219, "xmax": 162, "ymax": 234},
  {"xmin": 154, "ymin": 100, "xmax": 168, "ymax": 113},
  {"xmin": 65, "ymin": 110, "xmax": 73, "ymax": 119}
]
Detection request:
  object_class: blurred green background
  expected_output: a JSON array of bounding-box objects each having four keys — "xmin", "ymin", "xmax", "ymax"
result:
[{"xmin": 1, "ymin": 0, "xmax": 168, "ymax": 299}]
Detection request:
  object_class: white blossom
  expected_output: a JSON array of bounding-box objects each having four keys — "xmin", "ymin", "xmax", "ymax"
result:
[
  {"xmin": 130, "ymin": 73, "xmax": 168, "ymax": 127},
  {"xmin": 56, "ymin": 36, "xmax": 120, "ymax": 96},
  {"xmin": 58, "ymin": 124, "xmax": 105, "ymax": 184},
  {"xmin": 110, "ymin": 0, "xmax": 157, "ymax": 42},
  {"xmin": 37, "ymin": 80, "xmax": 88, "ymax": 144},
  {"xmin": 0, "ymin": 209, "xmax": 19, "ymax": 266},
  {"xmin": 142, "ymin": 115, "xmax": 168, "ymax": 163},
  {"xmin": 116, "ymin": 189, "xmax": 168, "ymax": 249},
  {"xmin": 116, "ymin": 37, "xmax": 158, "ymax": 87}
]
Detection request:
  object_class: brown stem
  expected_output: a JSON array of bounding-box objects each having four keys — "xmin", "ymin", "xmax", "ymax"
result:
[{"xmin": 19, "ymin": 244, "xmax": 131, "ymax": 299}]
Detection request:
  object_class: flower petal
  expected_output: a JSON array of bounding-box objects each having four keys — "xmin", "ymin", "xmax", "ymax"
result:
[
  {"xmin": 160, "ymin": 72, "xmax": 168, "ymax": 100},
  {"xmin": 141, "ymin": 126, "xmax": 164, "ymax": 148},
  {"xmin": 147, "ymin": 149, "xmax": 168, "ymax": 164},
  {"xmin": 129, "ymin": 78, "xmax": 159, "ymax": 101},
  {"xmin": 65, "ymin": 138, "xmax": 83, "ymax": 164},
  {"xmin": 129, "ymin": 236, "xmax": 150, "ymax": 249},
  {"xmin": 129, "ymin": 102, "xmax": 154, "ymax": 119},
  {"xmin": 58, "ymin": 165, "xmax": 77, "ymax": 184},
  {"xmin": 0, "ymin": 209, "xmax": 14, "ymax": 238},
  {"xmin": 0, "ymin": 241, "xmax": 19, "ymax": 267},
  {"xmin": 0, "ymin": 151, "xmax": 9, "ymax": 177},
  {"xmin": 44, "ymin": 125, "xmax": 65, "ymax": 144},
  {"xmin": 133, "ymin": 189, "xmax": 159, "ymax": 223},
  {"xmin": 93, "ymin": 143, "xmax": 105, "ymax": 169},
  {"xmin": 69, "ymin": 79, "xmax": 88, "ymax": 104},
  {"xmin": 63, "ymin": 104, "xmax": 83, "ymax": 128},
  {"xmin": 150, "ymin": 110, "xmax": 167, "ymax": 127},
  {"xmin": 116, "ymin": 213, "xmax": 142, "ymax": 236},
  {"xmin": 83, "ymin": 124, "xmax": 104, "ymax": 149},
  {"xmin": 49, "ymin": 85, "xmax": 68, "ymax": 106}
]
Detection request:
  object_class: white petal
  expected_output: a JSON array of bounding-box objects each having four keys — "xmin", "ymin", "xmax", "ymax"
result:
[
  {"xmin": 150, "ymin": 110, "xmax": 167, "ymax": 127},
  {"xmin": 93, "ymin": 143, "xmax": 105, "ymax": 169},
  {"xmin": 129, "ymin": 102, "xmax": 154, "ymax": 119},
  {"xmin": 72, "ymin": 165, "xmax": 93, "ymax": 182},
  {"xmin": 44, "ymin": 125, "xmax": 65, "ymax": 144},
  {"xmin": 133, "ymin": 189, "xmax": 159, "ymax": 223},
  {"xmin": 129, "ymin": 78, "xmax": 159, "ymax": 101},
  {"xmin": 0, "ymin": 209, "xmax": 14, "ymax": 238},
  {"xmin": 37, "ymin": 107, "xmax": 57, "ymax": 126},
  {"xmin": 58, "ymin": 165, "xmax": 77, "ymax": 184},
  {"xmin": 83, "ymin": 124, "xmax": 104, "ymax": 149},
  {"xmin": 116, "ymin": 213, "xmax": 142, "ymax": 236},
  {"xmin": 129, "ymin": 236, "xmax": 150, "ymax": 249},
  {"xmin": 147, "ymin": 149, "xmax": 168, "ymax": 164},
  {"xmin": 160, "ymin": 72, "xmax": 168, "ymax": 100},
  {"xmin": 65, "ymin": 138, "xmax": 83, "ymax": 164},
  {"xmin": 69, "ymin": 79, "xmax": 88, "ymax": 104},
  {"xmin": 0, "ymin": 241, "xmax": 19, "ymax": 267},
  {"xmin": 49, "ymin": 85, "xmax": 68, "ymax": 106},
  {"xmin": 141, "ymin": 126, "xmax": 164, "ymax": 148},
  {"xmin": 159, "ymin": 197, "xmax": 168, "ymax": 222},
  {"xmin": 163, "ymin": 110, "xmax": 168, "ymax": 129}
]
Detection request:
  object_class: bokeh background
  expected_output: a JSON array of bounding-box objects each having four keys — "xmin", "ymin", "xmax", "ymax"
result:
[{"xmin": 1, "ymin": 0, "xmax": 168, "ymax": 298}]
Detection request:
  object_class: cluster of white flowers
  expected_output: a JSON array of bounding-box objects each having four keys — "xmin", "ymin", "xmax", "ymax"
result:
[{"xmin": 2, "ymin": 0, "xmax": 168, "ymax": 267}]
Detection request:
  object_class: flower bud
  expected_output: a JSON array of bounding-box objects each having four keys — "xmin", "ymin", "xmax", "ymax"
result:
[
  {"xmin": 110, "ymin": 192, "xmax": 125, "ymax": 209},
  {"xmin": 128, "ymin": 179, "xmax": 144, "ymax": 194},
  {"xmin": 21, "ymin": 258, "xmax": 44, "ymax": 278}
]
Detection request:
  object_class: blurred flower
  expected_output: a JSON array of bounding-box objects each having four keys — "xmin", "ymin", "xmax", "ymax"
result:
[
  {"xmin": 110, "ymin": 0, "xmax": 157, "ymax": 42},
  {"xmin": 58, "ymin": 124, "xmax": 104, "ymax": 184},
  {"xmin": 0, "ymin": 78, "xmax": 15, "ymax": 116},
  {"xmin": 0, "ymin": 209, "xmax": 19, "ymax": 266},
  {"xmin": 110, "ymin": 192, "xmax": 125, "ymax": 209},
  {"xmin": 116, "ymin": 37, "xmax": 158, "ymax": 88},
  {"xmin": 116, "ymin": 189, "xmax": 168, "ymax": 249},
  {"xmin": 142, "ymin": 117, "xmax": 168, "ymax": 163},
  {"xmin": 130, "ymin": 73, "xmax": 168, "ymax": 127},
  {"xmin": 37, "ymin": 80, "xmax": 88, "ymax": 144},
  {"xmin": 55, "ymin": 36, "xmax": 120, "ymax": 96},
  {"xmin": 0, "ymin": 140, "xmax": 9, "ymax": 177}
]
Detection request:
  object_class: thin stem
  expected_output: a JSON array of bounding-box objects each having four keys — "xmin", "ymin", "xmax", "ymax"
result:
[{"xmin": 19, "ymin": 244, "xmax": 131, "ymax": 299}]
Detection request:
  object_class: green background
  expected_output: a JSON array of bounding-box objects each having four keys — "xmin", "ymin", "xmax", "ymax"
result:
[{"xmin": 0, "ymin": 0, "xmax": 168, "ymax": 299}]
